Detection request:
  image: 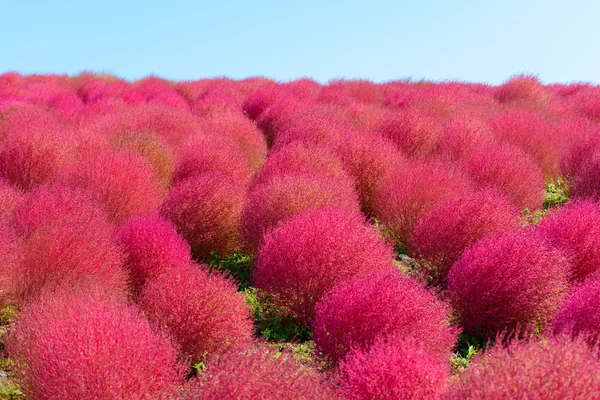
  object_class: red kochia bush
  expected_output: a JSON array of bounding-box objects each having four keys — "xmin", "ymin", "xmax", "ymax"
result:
[
  {"xmin": 139, "ymin": 263, "xmax": 253, "ymax": 364},
  {"xmin": 172, "ymin": 134, "xmax": 252, "ymax": 186},
  {"xmin": 537, "ymin": 200, "xmax": 600, "ymax": 282},
  {"xmin": 0, "ymin": 224, "xmax": 19, "ymax": 305},
  {"xmin": 313, "ymin": 272, "xmax": 457, "ymax": 364},
  {"xmin": 444, "ymin": 335, "xmax": 600, "ymax": 399},
  {"xmin": 378, "ymin": 107, "xmax": 442, "ymax": 158},
  {"xmin": 64, "ymin": 148, "xmax": 164, "ymax": 224},
  {"xmin": 241, "ymin": 173, "xmax": 360, "ymax": 253},
  {"xmin": 338, "ymin": 335, "xmax": 450, "ymax": 400},
  {"xmin": 254, "ymin": 208, "xmax": 395, "ymax": 325},
  {"xmin": 10, "ymin": 184, "xmax": 128, "ymax": 304},
  {"xmin": 447, "ymin": 230, "xmax": 570, "ymax": 339},
  {"xmin": 7, "ymin": 287, "xmax": 184, "ymax": 400},
  {"xmin": 409, "ymin": 189, "xmax": 520, "ymax": 285},
  {"xmin": 0, "ymin": 178, "xmax": 22, "ymax": 223},
  {"xmin": 161, "ymin": 173, "xmax": 246, "ymax": 259},
  {"xmin": 462, "ymin": 142, "xmax": 545, "ymax": 211},
  {"xmin": 182, "ymin": 346, "xmax": 335, "ymax": 400},
  {"xmin": 117, "ymin": 215, "xmax": 191, "ymax": 294},
  {"xmin": 570, "ymin": 150, "xmax": 600, "ymax": 201},
  {"xmin": 553, "ymin": 277, "xmax": 600, "ymax": 346},
  {"xmin": 437, "ymin": 110, "xmax": 493, "ymax": 161},
  {"xmin": 494, "ymin": 74, "xmax": 549, "ymax": 104},
  {"xmin": 372, "ymin": 160, "xmax": 472, "ymax": 248}
]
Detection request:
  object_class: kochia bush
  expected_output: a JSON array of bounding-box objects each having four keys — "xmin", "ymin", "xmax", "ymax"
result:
[
  {"xmin": 312, "ymin": 271, "xmax": 457, "ymax": 364},
  {"xmin": 553, "ymin": 277, "xmax": 600, "ymax": 346},
  {"xmin": 253, "ymin": 208, "xmax": 395, "ymax": 325},
  {"xmin": 0, "ymin": 178, "xmax": 22, "ymax": 223},
  {"xmin": 378, "ymin": 107, "xmax": 442, "ymax": 158}
]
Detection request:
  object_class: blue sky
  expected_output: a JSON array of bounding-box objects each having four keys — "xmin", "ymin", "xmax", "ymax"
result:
[{"xmin": 1, "ymin": 0, "xmax": 599, "ymax": 84}]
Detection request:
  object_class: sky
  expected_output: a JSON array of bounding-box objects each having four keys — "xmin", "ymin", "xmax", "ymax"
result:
[{"xmin": 1, "ymin": 0, "xmax": 599, "ymax": 85}]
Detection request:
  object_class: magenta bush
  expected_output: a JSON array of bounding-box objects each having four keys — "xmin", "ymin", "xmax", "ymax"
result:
[
  {"xmin": 444, "ymin": 335, "xmax": 600, "ymax": 399},
  {"xmin": 338, "ymin": 335, "xmax": 450, "ymax": 400},
  {"xmin": 447, "ymin": 229, "xmax": 570, "ymax": 339},
  {"xmin": 409, "ymin": 188, "xmax": 520, "ymax": 285},
  {"xmin": 241, "ymin": 173, "xmax": 360, "ymax": 253},
  {"xmin": 553, "ymin": 277, "xmax": 600, "ymax": 346},
  {"xmin": 254, "ymin": 208, "xmax": 395, "ymax": 325},
  {"xmin": 493, "ymin": 74, "xmax": 549, "ymax": 104},
  {"xmin": 378, "ymin": 107, "xmax": 442, "ymax": 158},
  {"xmin": 313, "ymin": 271, "xmax": 457, "ymax": 364},
  {"xmin": 0, "ymin": 178, "xmax": 22, "ymax": 223},
  {"xmin": 161, "ymin": 172, "xmax": 246, "ymax": 259},
  {"xmin": 6, "ymin": 287, "xmax": 185, "ymax": 399},
  {"xmin": 569, "ymin": 150, "xmax": 600, "ymax": 201},
  {"xmin": 436, "ymin": 110, "xmax": 493, "ymax": 161},
  {"xmin": 139, "ymin": 263, "xmax": 254, "ymax": 364}
]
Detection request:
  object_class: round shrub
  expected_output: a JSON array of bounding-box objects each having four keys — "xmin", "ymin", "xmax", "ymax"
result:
[
  {"xmin": 378, "ymin": 107, "xmax": 442, "ymax": 158},
  {"xmin": 553, "ymin": 277, "xmax": 600, "ymax": 346},
  {"xmin": 494, "ymin": 74, "xmax": 549, "ymax": 104},
  {"xmin": 409, "ymin": 188, "xmax": 520, "ymax": 285},
  {"xmin": 313, "ymin": 271, "xmax": 457, "ymax": 364},
  {"xmin": 241, "ymin": 173, "xmax": 360, "ymax": 253},
  {"xmin": 570, "ymin": 150, "xmax": 600, "ymax": 201},
  {"xmin": 0, "ymin": 224, "xmax": 20, "ymax": 305},
  {"xmin": 117, "ymin": 214, "xmax": 191, "ymax": 294},
  {"xmin": 0, "ymin": 178, "xmax": 22, "ymax": 224},
  {"xmin": 64, "ymin": 148, "xmax": 164, "ymax": 224},
  {"xmin": 6, "ymin": 287, "xmax": 185, "ymax": 399},
  {"xmin": 161, "ymin": 173, "xmax": 246, "ymax": 259},
  {"xmin": 447, "ymin": 229, "xmax": 570, "ymax": 339},
  {"xmin": 139, "ymin": 263, "xmax": 254, "ymax": 364},
  {"xmin": 537, "ymin": 199, "xmax": 600, "ymax": 282},
  {"xmin": 462, "ymin": 141, "xmax": 545, "ymax": 211},
  {"xmin": 372, "ymin": 160, "xmax": 472, "ymax": 248},
  {"xmin": 338, "ymin": 335, "xmax": 450, "ymax": 400},
  {"xmin": 437, "ymin": 110, "xmax": 493, "ymax": 161},
  {"xmin": 172, "ymin": 134, "xmax": 252, "ymax": 186},
  {"xmin": 444, "ymin": 335, "xmax": 600, "ymax": 399},
  {"xmin": 254, "ymin": 208, "xmax": 395, "ymax": 326},
  {"xmin": 182, "ymin": 345, "xmax": 335, "ymax": 400},
  {"xmin": 559, "ymin": 130, "xmax": 600, "ymax": 180}
]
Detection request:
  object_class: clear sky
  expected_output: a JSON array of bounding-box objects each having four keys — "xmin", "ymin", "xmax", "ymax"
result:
[{"xmin": 1, "ymin": 0, "xmax": 599, "ymax": 84}]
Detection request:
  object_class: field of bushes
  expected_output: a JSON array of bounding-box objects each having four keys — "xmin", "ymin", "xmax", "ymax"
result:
[{"xmin": 0, "ymin": 72, "xmax": 599, "ymax": 398}]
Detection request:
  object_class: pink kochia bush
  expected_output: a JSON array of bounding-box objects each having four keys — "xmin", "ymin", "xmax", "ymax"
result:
[
  {"xmin": 116, "ymin": 214, "xmax": 192, "ymax": 294},
  {"xmin": 241, "ymin": 173, "xmax": 360, "ymax": 253},
  {"xmin": 537, "ymin": 199, "xmax": 600, "ymax": 282},
  {"xmin": 447, "ymin": 229, "xmax": 570, "ymax": 339},
  {"xmin": 182, "ymin": 346, "xmax": 335, "ymax": 400},
  {"xmin": 0, "ymin": 178, "xmax": 22, "ymax": 223},
  {"xmin": 253, "ymin": 208, "xmax": 395, "ymax": 325},
  {"xmin": 553, "ymin": 277, "xmax": 600, "ymax": 346},
  {"xmin": 338, "ymin": 335, "xmax": 450, "ymax": 400},
  {"xmin": 372, "ymin": 160, "xmax": 472, "ymax": 248},
  {"xmin": 462, "ymin": 141, "xmax": 545, "ymax": 211},
  {"xmin": 6, "ymin": 287, "xmax": 185, "ymax": 400},
  {"xmin": 409, "ymin": 189, "xmax": 520, "ymax": 285},
  {"xmin": 0, "ymin": 224, "xmax": 19, "ymax": 305},
  {"xmin": 444, "ymin": 335, "xmax": 600, "ymax": 399},
  {"xmin": 378, "ymin": 107, "xmax": 442, "ymax": 158},
  {"xmin": 569, "ymin": 150, "xmax": 600, "ymax": 201},
  {"xmin": 9, "ymin": 184, "xmax": 128, "ymax": 304},
  {"xmin": 138, "ymin": 263, "xmax": 254, "ymax": 364},
  {"xmin": 161, "ymin": 173, "xmax": 246, "ymax": 259},
  {"xmin": 312, "ymin": 271, "xmax": 457, "ymax": 364},
  {"xmin": 64, "ymin": 148, "xmax": 164, "ymax": 224},
  {"xmin": 493, "ymin": 74, "xmax": 549, "ymax": 104}
]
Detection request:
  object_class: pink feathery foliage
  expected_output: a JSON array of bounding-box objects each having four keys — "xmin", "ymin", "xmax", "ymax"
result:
[
  {"xmin": 537, "ymin": 200, "xmax": 600, "ymax": 282},
  {"xmin": 0, "ymin": 105, "xmax": 76, "ymax": 190},
  {"xmin": 9, "ymin": 185, "xmax": 128, "ymax": 304},
  {"xmin": 313, "ymin": 271, "xmax": 457, "ymax": 364},
  {"xmin": 338, "ymin": 335, "xmax": 450, "ymax": 400},
  {"xmin": 197, "ymin": 110, "xmax": 267, "ymax": 172},
  {"xmin": 76, "ymin": 75, "xmax": 128, "ymax": 103},
  {"xmin": 181, "ymin": 345, "xmax": 336, "ymax": 400},
  {"xmin": 191, "ymin": 92, "xmax": 241, "ymax": 116},
  {"xmin": 117, "ymin": 215, "xmax": 191, "ymax": 294},
  {"xmin": 6, "ymin": 287, "xmax": 185, "ymax": 400},
  {"xmin": 409, "ymin": 188, "xmax": 520, "ymax": 285},
  {"xmin": 346, "ymin": 102, "xmax": 390, "ymax": 132},
  {"xmin": 282, "ymin": 78, "xmax": 322, "ymax": 101},
  {"xmin": 560, "ymin": 133, "xmax": 600, "ymax": 180},
  {"xmin": 372, "ymin": 160, "xmax": 472, "ymax": 247},
  {"xmin": 253, "ymin": 208, "xmax": 395, "ymax": 326},
  {"xmin": 494, "ymin": 74, "xmax": 550, "ymax": 104},
  {"xmin": 573, "ymin": 86, "xmax": 600, "ymax": 122},
  {"xmin": 242, "ymin": 82, "xmax": 290, "ymax": 120},
  {"xmin": 0, "ymin": 178, "xmax": 22, "ymax": 224},
  {"xmin": 447, "ymin": 229, "xmax": 570, "ymax": 339},
  {"xmin": 444, "ymin": 335, "xmax": 600, "ymax": 399},
  {"xmin": 161, "ymin": 173, "xmax": 246, "ymax": 259},
  {"xmin": 436, "ymin": 110, "xmax": 494, "ymax": 161},
  {"xmin": 553, "ymin": 277, "xmax": 600, "ymax": 346},
  {"xmin": 64, "ymin": 148, "xmax": 164, "ymax": 224},
  {"xmin": 337, "ymin": 79, "xmax": 384, "ymax": 104},
  {"xmin": 332, "ymin": 131, "xmax": 406, "ymax": 215},
  {"xmin": 252, "ymin": 141, "xmax": 351, "ymax": 187},
  {"xmin": 489, "ymin": 108, "xmax": 560, "ymax": 177},
  {"xmin": 0, "ymin": 224, "xmax": 20, "ymax": 305},
  {"xmin": 378, "ymin": 107, "xmax": 443, "ymax": 158},
  {"xmin": 241, "ymin": 173, "xmax": 360, "ymax": 254},
  {"xmin": 122, "ymin": 76, "xmax": 189, "ymax": 110},
  {"xmin": 172, "ymin": 134, "xmax": 252, "ymax": 186},
  {"xmin": 555, "ymin": 116, "xmax": 599, "ymax": 172},
  {"xmin": 569, "ymin": 150, "xmax": 600, "ymax": 201},
  {"xmin": 461, "ymin": 141, "xmax": 545, "ymax": 211},
  {"xmin": 254, "ymin": 97, "xmax": 303, "ymax": 144},
  {"xmin": 139, "ymin": 263, "xmax": 254, "ymax": 364}
]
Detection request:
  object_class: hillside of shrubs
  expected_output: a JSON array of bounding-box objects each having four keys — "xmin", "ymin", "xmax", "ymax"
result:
[{"xmin": 1, "ymin": 72, "xmax": 600, "ymax": 398}]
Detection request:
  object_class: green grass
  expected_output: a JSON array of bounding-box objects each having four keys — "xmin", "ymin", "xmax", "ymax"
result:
[
  {"xmin": 543, "ymin": 178, "xmax": 569, "ymax": 209},
  {"xmin": 204, "ymin": 251, "xmax": 253, "ymax": 291}
]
